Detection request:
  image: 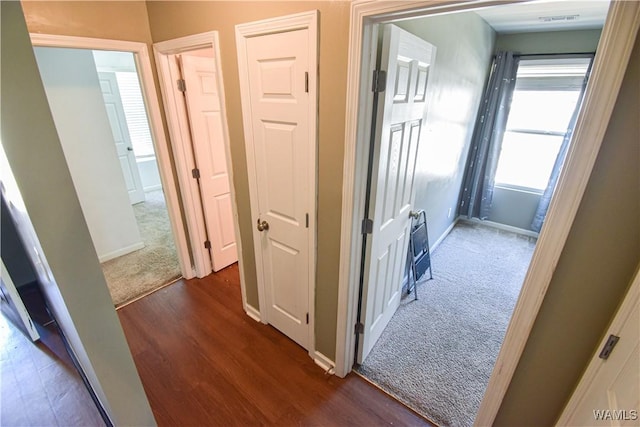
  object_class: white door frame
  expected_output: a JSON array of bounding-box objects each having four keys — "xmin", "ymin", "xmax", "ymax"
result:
[
  {"xmin": 154, "ymin": 33, "xmax": 236, "ymax": 278},
  {"xmin": 29, "ymin": 33, "xmax": 193, "ymax": 279},
  {"xmin": 336, "ymin": 2, "xmax": 640, "ymax": 426},
  {"xmin": 235, "ymin": 10, "xmax": 319, "ymax": 358},
  {"xmin": 153, "ymin": 32, "xmax": 246, "ymax": 300}
]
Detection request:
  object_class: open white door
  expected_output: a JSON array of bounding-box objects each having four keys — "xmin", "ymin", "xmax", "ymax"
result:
[
  {"xmin": 358, "ymin": 25, "xmax": 436, "ymax": 363},
  {"xmin": 181, "ymin": 54, "xmax": 238, "ymax": 272},
  {"xmin": 98, "ymin": 72, "xmax": 145, "ymax": 205},
  {"xmin": 557, "ymin": 269, "xmax": 640, "ymax": 426},
  {"xmin": 237, "ymin": 12, "xmax": 318, "ymax": 351}
]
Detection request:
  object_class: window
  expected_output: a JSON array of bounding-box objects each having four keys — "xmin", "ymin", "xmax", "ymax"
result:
[
  {"xmin": 115, "ymin": 72, "xmax": 156, "ymax": 158},
  {"xmin": 494, "ymin": 58, "xmax": 590, "ymax": 191}
]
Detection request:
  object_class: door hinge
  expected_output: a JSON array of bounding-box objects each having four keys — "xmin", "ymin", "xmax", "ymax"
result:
[
  {"xmin": 177, "ymin": 78, "xmax": 186, "ymax": 93},
  {"xmin": 192, "ymin": 168, "xmax": 201, "ymax": 179},
  {"xmin": 305, "ymin": 213, "xmax": 309, "ymax": 228},
  {"xmin": 305, "ymin": 72, "xmax": 309, "ymax": 93},
  {"xmin": 306, "ymin": 313, "xmax": 309, "ymax": 324},
  {"xmin": 372, "ymin": 70, "xmax": 387, "ymax": 93},
  {"xmin": 354, "ymin": 322, "xmax": 364, "ymax": 334},
  {"xmin": 204, "ymin": 240, "xmax": 212, "ymax": 250},
  {"xmin": 361, "ymin": 218, "xmax": 373, "ymax": 234},
  {"xmin": 599, "ymin": 334, "xmax": 620, "ymax": 360}
]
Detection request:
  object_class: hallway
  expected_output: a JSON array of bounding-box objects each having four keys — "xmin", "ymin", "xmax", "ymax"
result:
[{"xmin": 118, "ymin": 264, "xmax": 432, "ymax": 426}]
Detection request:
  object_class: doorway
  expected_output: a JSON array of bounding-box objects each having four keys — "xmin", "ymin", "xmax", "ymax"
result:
[
  {"xmin": 153, "ymin": 32, "xmax": 244, "ymax": 298},
  {"xmin": 33, "ymin": 46, "xmax": 182, "ymax": 307},
  {"xmin": 336, "ymin": 0, "xmax": 637, "ymax": 425}
]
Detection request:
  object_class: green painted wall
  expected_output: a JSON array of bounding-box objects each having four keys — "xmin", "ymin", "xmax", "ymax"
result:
[{"xmin": 495, "ymin": 29, "xmax": 601, "ymax": 55}]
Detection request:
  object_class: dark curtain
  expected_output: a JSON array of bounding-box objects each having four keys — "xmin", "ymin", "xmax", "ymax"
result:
[
  {"xmin": 459, "ymin": 51, "xmax": 520, "ymax": 220},
  {"xmin": 530, "ymin": 56, "xmax": 594, "ymax": 232}
]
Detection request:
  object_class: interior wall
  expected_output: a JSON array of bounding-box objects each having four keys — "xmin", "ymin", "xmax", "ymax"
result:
[
  {"xmin": 395, "ymin": 12, "xmax": 495, "ymax": 245},
  {"xmin": 145, "ymin": 1, "xmax": 350, "ymax": 358},
  {"xmin": 34, "ymin": 47, "xmax": 144, "ymax": 261},
  {"xmin": 22, "ymin": 0, "xmax": 153, "ymax": 43},
  {"xmin": 1, "ymin": 3, "xmax": 155, "ymax": 424},
  {"xmin": 494, "ymin": 30, "xmax": 640, "ymax": 426},
  {"xmin": 495, "ymin": 28, "xmax": 602, "ymax": 54}
]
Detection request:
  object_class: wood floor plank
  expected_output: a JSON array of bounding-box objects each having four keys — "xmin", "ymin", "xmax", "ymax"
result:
[{"xmin": 118, "ymin": 264, "xmax": 432, "ymax": 426}]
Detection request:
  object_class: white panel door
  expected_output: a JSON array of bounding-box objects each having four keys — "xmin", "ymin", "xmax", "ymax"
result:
[
  {"xmin": 558, "ymin": 270, "xmax": 640, "ymax": 426},
  {"xmin": 181, "ymin": 55, "xmax": 238, "ymax": 272},
  {"xmin": 245, "ymin": 29, "xmax": 312, "ymax": 349},
  {"xmin": 98, "ymin": 72, "xmax": 145, "ymax": 205},
  {"xmin": 359, "ymin": 25, "xmax": 436, "ymax": 362}
]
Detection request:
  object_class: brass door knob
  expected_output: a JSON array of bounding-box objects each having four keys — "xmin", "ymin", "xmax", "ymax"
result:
[{"xmin": 257, "ymin": 219, "xmax": 269, "ymax": 232}]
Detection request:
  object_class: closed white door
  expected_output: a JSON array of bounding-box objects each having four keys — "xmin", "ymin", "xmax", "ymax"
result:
[
  {"xmin": 98, "ymin": 72, "xmax": 145, "ymax": 205},
  {"xmin": 358, "ymin": 25, "xmax": 436, "ymax": 362},
  {"xmin": 181, "ymin": 54, "xmax": 238, "ymax": 272},
  {"xmin": 243, "ymin": 28, "xmax": 314, "ymax": 349},
  {"xmin": 557, "ymin": 270, "xmax": 640, "ymax": 426}
]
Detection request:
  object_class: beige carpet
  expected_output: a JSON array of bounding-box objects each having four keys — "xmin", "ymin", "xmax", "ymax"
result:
[
  {"xmin": 101, "ymin": 190, "xmax": 181, "ymax": 307},
  {"xmin": 357, "ymin": 222, "xmax": 536, "ymax": 427}
]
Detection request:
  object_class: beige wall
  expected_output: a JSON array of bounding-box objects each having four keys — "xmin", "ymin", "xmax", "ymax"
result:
[
  {"xmin": 23, "ymin": 1, "xmax": 153, "ymax": 43},
  {"xmin": 495, "ymin": 30, "xmax": 640, "ymax": 425},
  {"xmin": 145, "ymin": 1, "xmax": 350, "ymax": 357}
]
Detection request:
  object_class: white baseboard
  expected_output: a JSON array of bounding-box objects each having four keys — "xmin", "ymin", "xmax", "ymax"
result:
[
  {"xmin": 245, "ymin": 304, "xmax": 261, "ymax": 322},
  {"xmin": 143, "ymin": 185, "xmax": 162, "ymax": 192},
  {"xmin": 430, "ymin": 217, "xmax": 459, "ymax": 253},
  {"xmin": 98, "ymin": 242, "xmax": 145, "ymax": 263},
  {"xmin": 459, "ymin": 217, "xmax": 539, "ymax": 238},
  {"xmin": 313, "ymin": 351, "xmax": 335, "ymax": 374}
]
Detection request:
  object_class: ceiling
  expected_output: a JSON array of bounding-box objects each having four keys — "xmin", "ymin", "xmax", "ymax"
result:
[{"xmin": 473, "ymin": 0, "xmax": 610, "ymax": 34}]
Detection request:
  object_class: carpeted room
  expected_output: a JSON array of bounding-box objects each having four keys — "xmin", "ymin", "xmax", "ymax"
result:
[
  {"xmin": 357, "ymin": 221, "xmax": 536, "ymax": 426},
  {"xmin": 352, "ymin": 2, "xmax": 603, "ymax": 426}
]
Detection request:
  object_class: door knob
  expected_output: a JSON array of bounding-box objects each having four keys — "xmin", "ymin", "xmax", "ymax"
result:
[
  {"xmin": 257, "ymin": 219, "xmax": 269, "ymax": 232},
  {"xmin": 127, "ymin": 147, "xmax": 133, "ymax": 151},
  {"xmin": 409, "ymin": 210, "xmax": 421, "ymax": 219}
]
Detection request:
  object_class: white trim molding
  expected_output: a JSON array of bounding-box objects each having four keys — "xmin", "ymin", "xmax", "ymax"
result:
[
  {"xmin": 245, "ymin": 304, "xmax": 262, "ymax": 323},
  {"xmin": 335, "ymin": 3, "xmax": 640, "ymax": 427},
  {"xmin": 235, "ymin": 10, "xmax": 319, "ymax": 360},
  {"xmin": 98, "ymin": 242, "xmax": 145, "ymax": 263},
  {"xmin": 28, "ymin": 33, "xmax": 193, "ymax": 279},
  {"xmin": 314, "ymin": 351, "xmax": 336, "ymax": 374},
  {"xmin": 153, "ymin": 31, "xmax": 247, "ymax": 308}
]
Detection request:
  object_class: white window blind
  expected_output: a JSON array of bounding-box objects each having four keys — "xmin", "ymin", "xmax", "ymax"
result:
[{"xmin": 115, "ymin": 72, "xmax": 155, "ymax": 158}]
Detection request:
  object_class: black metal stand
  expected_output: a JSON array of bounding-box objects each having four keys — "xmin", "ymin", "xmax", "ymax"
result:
[{"xmin": 408, "ymin": 210, "xmax": 433, "ymax": 300}]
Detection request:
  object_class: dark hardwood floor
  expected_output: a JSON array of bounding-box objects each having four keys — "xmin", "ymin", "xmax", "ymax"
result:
[{"xmin": 118, "ymin": 264, "xmax": 432, "ymax": 426}]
